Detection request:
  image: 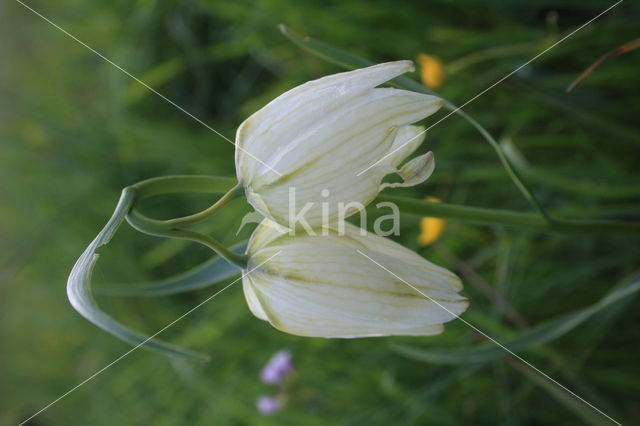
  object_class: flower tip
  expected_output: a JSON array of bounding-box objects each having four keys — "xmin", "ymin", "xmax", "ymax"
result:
[
  {"xmin": 377, "ymin": 60, "xmax": 415, "ymax": 77},
  {"xmin": 278, "ymin": 24, "xmax": 287, "ymax": 34},
  {"xmin": 452, "ymin": 297, "xmax": 470, "ymax": 319},
  {"xmin": 462, "ymin": 297, "xmax": 470, "ymax": 311},
  {"xmin": 400, "ymin": 59, "xmax": 416, "ymax": 73}
]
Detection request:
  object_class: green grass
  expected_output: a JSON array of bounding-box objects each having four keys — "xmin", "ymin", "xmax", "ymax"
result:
[{"xmin": 1, "ymin": 0, "xmax": 639, "ymax": 424}]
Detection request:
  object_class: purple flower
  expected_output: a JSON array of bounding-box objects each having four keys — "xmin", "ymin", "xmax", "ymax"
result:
[
  {"xmin": 260, "ymin": 350, "xmax": 294, "ymax": 384},
  {"xmin": 256, "ymin": 395, "xmax": 281, "ymax": 415}
]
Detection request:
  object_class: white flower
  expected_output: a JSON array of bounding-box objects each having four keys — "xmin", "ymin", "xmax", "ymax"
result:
[
  {"xmin": 242, "ymin": 219, "xmax": 468, "ymax": 338},
  {"xmin": 235, "ymin": 61, "xmax": 442, "ymax": 228}
]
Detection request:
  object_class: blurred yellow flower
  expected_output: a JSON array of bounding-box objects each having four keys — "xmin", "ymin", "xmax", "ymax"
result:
[
  {"xmin": 417, "ymin": 53, "xmax": 444, "ymax": 89},
  {"xmin": 418, "ymin": 196, "xmax": 446, "ymax": 246}
]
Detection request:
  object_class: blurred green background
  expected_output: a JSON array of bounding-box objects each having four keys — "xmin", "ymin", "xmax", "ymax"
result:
[{"xmin": 1, "ymin": 0, "xmax": 639, "ymax": 424}]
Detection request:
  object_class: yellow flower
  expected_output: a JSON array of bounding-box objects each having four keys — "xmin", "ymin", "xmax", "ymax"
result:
[
  {"xmin": 418, "ymin": 196, "xmax": 446, "ymax": 246},
  {"xmin": 417, "ymin": 53, "xmax": 444, "ymax": 89}
]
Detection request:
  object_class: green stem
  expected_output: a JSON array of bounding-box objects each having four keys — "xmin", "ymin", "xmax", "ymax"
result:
[
  {"xmin": 501, "ymin": 138, "xmax": 640, "ymax": 199},
  {"xmin": 378, "ymin": 195, "xmax": 640, "ymax": 235},
  {"xmin": 129, "ymin": 175, "xmax": 237, "ymax": 198},
  {"xmin": 127, "ymin": 210, "xmax": 249, "ymax": 269},
  {"xmin": 125, "ymin": 176, "xmax": 248, "ymax": 269},
  {"xmin": 441, "ymin": 105, "xmax": 550, "ymax": 221},
  {"xmin": 446, "ymin": 40, "xmax": 549, "ymax": 75},
  {"xmin": 131, "ymin": 181, "xmax": 243, "ymax": 229}
]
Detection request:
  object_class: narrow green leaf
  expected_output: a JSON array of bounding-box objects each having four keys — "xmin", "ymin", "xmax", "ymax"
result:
[
  {"xmin": 376, "ymin": 194, "xmax": 640, "ymax": 235},
  {"xmin": 97, "ymin": 242, "xmax": 247, "ymax": 297},
  {"xmin": 67, "ymin": 188, "xmax": 209, "ymax": 361},
  {"xmin": 278, "ymin": 24, "xmax": 437, "ymax": 96},
  {"xmin": 126, "ymin": 57, "xmax": 184, "ymax": 103},
  {"xmin": 502, "ymin": 137, "xmax": 640, "ymax": 199},
  {"xmin": 392, "ymin": 276, "xmax": 640, "ymax": 364},
  {"xmin": 510, "ymin": 360, "xmax": 619, "ymax": 426}
]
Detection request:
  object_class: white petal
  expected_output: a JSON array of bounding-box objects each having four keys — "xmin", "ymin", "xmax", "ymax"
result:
[
  {"xmin": 380, "ymin": 151, "xmax": 435, "ymax": 190},
  {"xmin": 242, "ymin": 274, "xmax": 269, "ymax": 321},
  {"xmin": 340, "ymin": 221, "xmax": 462, "ymax": 292},
  {"xmin": 253, "ymin": 88, "xmax": 440, "ymax": 185},
  {"xmin": 246, "ymin": 216, "xmax": 289, "ymax": 250},
  {"xmin": 244, "ymin": 89, "xmax": 441, "ymax": 227},
  {"xmin": 246, "ymin": 128, "xmax": 398, "ymax": 227},
  {"xmin": 384, "ymin": 125, "xmax": 427, "ymax": 168},
  {"xmin": 247, "ymin": 268, "xmax": 448, "ymax": 337},
  {"xmin": 245, "ymin": 220, "xmax": 467, "ymax": 337},
  {"xmin": 236, "ymin": 61, "xmax": 416, "ymax": 183}
]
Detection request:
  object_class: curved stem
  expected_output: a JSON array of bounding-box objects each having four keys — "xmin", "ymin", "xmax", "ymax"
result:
[
  {"xmin": 501, "ymin": 138, "xmax": 640, "ymax": 199},
  {"xmin": 443, "ymin": 105, "xmax": 550, "ymax": 221},
  {"xmin": 124, "ymin": 176, "xmax": 249, "ymax": 269},
  {"xmin": 126, "ymin": 210, "xmax": 249, "ymax": 269},
  {"xmin": 129, "ymin": 175, "xmax": 237, "ymax": 198},
  {"xmin": 131, "ymin": 182, "xmax": 243, "ymax": 229},
  {"xmin": 379, "ymin": 195, "xmax": 640, "ymax": 235},
  {"xmin": 446, "ymin": 40, "xmax": 549, "ymax": 75}
]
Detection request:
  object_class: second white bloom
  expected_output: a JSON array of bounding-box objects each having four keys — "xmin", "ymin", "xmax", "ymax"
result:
[{"xmin": 243, "ymin": 219, "xmax": 468, "ymax": 338}]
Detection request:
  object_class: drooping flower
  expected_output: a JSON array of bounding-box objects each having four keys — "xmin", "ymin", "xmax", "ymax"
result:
[
  {"xmin": 260, "ymin": 350, "xmax": 294, "ymax": 384},
  {"xmin": 256, "ymin": 395, "xmax": 282, "ymax": 415},
  {"xmin": 418, "ymin": 196, "xmax": 446, "ymax": 246},
  {"xmin": 235, "ymin": 61, "xmax": 443, "ymax": 229},
  {"xmin": 242, "ymin": 219, "xmax": 467, "ymax": 338}
]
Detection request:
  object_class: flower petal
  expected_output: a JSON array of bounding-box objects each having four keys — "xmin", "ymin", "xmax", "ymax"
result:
[
  {"xmin": 252, "ymin": 88, "xmax": 441, "ymax": 186},
  {"xmin": 245, "ymin": 220, "xmax": 467, "ymax": 337},
  {"xmin": 243, "ymin": 274, "xmax": 269, "ymax": 321},
  {"xmin": 247, "ymin": 265, "xmax": 448, "ymax": 337},
  {"xmin": 380, "ymin": 151, "xmax": 435, "ymax": 190},
  {"xmin": 236, "ymin": 61, "xmax": 416, "ymax": 183},
  {"xmin": 341, "ymin": 220, "xmax": 462, "ymax": 292},
  {"xmin": 244, "ymin": 89, "xmax": 441, "ymax": 227},
  {"xmin": 384, "ymin": 125, "xmax": 427, "ymax": 168}
]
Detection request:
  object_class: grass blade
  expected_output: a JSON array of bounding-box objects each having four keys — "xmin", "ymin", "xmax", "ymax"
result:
[
  {"xmin": 97, "ymin": 241, "xmax": 247, "ymax": 296},
  {"xmin": 392, "ymin": 276, "xmax": 640, "ymax": 364},
  {"xmin": 278, "ymin": 24, "xmax": 437, "ymax": 96},
  {"xmin": 510, "ymin": 359, "xmax": 619, "ymax": 425}
]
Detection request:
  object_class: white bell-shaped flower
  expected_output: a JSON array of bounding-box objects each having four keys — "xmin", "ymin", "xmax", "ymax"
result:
[
  {"xmin": 235, "ymin": 61, "xmax": 442, "ymax": 229},
  {"xmin": 242, "ymin": 219, "xmax": 468, "ymax": 338}
]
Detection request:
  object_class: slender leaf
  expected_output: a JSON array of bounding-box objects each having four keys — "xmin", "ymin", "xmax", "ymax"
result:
[
  {"xmin": 67, "ymin": 188, "xmax": 209, "ymax": 361},
  {"xmin": 278, "ymin": 24, "xmax": 437, "ymax": 96},
  {"xmin": 510, "ymin": 359, "xmax": 619, "ymax": 426},
  {"xmin": 391, "ymin": 276, "xmax": 640, "ymax": 364},
  {"xmin": 502, "ymin": 138, "xmax": 640, "ymax": 199},
  {"xmin": 97, "ymin": 242, "xmax": 247, "ymax": 296}
]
